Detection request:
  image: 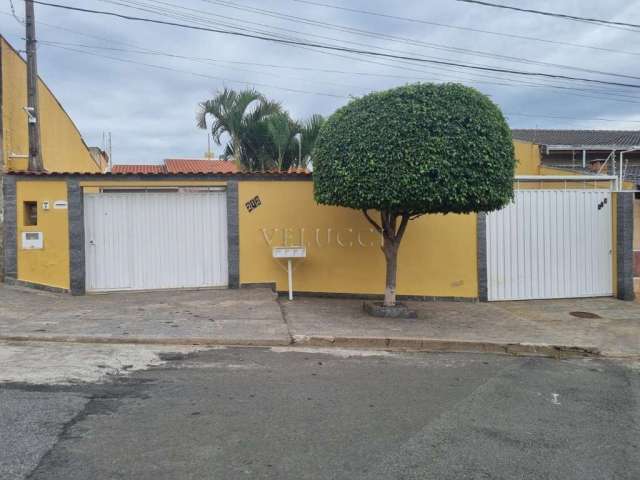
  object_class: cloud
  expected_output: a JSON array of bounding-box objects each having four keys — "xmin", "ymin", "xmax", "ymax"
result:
[{"xmin": 2, "ymin": 0, "xmax": 640, "ymax": 163}]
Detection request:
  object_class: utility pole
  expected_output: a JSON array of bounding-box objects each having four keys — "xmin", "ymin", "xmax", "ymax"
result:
[{"xmin": 25, "ymin": 0, "xmax": 43, "ymax": 171}]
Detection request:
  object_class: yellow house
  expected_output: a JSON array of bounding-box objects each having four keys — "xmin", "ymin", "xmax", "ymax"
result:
[
  {"xmin": 0, "ymin": 35, "xmax": 107, "ymax": 276},
  {"xmin": 0, "ymin": 35, "xmax": 630, "ymax": 300},
  {"xmin": 3, "ymin": 139, "xmax": 633, "ymax": 302}
]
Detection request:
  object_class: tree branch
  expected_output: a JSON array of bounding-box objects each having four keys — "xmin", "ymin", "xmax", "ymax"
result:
[
  {"xmin": 389, "ymin": 213, "xmax": 397, "ymax": 238},
  {"xmin": 396, "ymin": 213, "xmax": 411, "ymax": 242},
  {"xmin": 381, "ymin": 211, "xmax": 392, "ymax": 238},
  {"xmin": 362, "ymin": 209, "xmax": 382, "ymax": 234}
]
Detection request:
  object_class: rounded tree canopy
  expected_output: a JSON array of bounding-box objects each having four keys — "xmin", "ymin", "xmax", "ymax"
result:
[{"xmin": 313, "ymin": 83, "xmax": 516, "ymax": 215}]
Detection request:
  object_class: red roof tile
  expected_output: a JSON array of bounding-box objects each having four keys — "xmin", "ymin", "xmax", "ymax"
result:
[
  {"xmin": 111, "ymin": 164, "xmax": 166, "ymax": 174},
  {"xmin": 164, "ymin": 159, "xmax": 238, "ymax": 173}
]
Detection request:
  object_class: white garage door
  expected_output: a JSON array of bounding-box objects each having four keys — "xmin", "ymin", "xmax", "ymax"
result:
[
  {"xmin": 84, "ymin": 191, "xmax": 228, "ymax": 292},
  {"xmin": 487, "ymin": 190, "xmax": 612, "ymax": 301}
]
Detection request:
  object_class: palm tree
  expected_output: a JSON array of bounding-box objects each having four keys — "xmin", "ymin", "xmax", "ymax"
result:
[
  {"xmin": 265, "ymin": 112, "xmax": 297, "ymax": 171},
  {"xmin": 298, "ymin": 114, "xmax": 325, "ymax": 168},
  {"xmin": 196, "ymin": 88, "xmax": 281, "ymax": 169}
]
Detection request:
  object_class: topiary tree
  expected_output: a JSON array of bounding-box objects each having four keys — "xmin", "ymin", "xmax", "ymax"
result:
[{"xmin": 313, "ymin": 83, "xmax": 516, "ymax": 308}]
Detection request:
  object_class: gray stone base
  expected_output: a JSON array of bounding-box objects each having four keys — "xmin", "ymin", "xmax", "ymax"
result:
[
  {"xmin": 362, "ymin": 301, "xmax": 417, "ymax": 319},
  {"xmin": 276, "ymin": 290, "xmax": 477, "ymax": 302},
  {"xmin": 241, "ymin": 282, "xmax": 277, "ymax": 290}
]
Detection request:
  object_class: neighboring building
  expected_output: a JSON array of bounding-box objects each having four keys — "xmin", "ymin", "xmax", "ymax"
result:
[
  {"xmin": 110, "ymin": 164, "xmax": 167, "ymax": 174},
  {"xmin": 0, "ymin": 35, "xmax": 107, "ymax": 275},
  {"xmin": 513, "ymin": 129, "xmax": 640, "ymax": 292},
  {"xmin": 111, "ymin": 158, "xmax": 238, "ymax": 174},
  {"xmin": 511, "ymin": 129, "xmax": 640, "ymax": 183},
  {"xmin": 88, "ymin": 147, "xmax": 110, "ymax": 171},
  {"xmin": 164, "ymin": 158, "xmax": 238, "ymax": 173}
]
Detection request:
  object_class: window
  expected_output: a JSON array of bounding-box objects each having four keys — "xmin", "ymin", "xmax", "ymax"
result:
[{"xmin": 23, "ymin": 201, "xmax": 38, "ymax": 226}]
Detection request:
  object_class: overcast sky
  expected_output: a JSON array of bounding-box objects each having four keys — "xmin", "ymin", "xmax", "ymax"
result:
[{"xmin": 2, "ymin": 0, "xmax": 640, "ymax": 164}]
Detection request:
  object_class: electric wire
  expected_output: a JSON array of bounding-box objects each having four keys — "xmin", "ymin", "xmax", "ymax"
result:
[
  {"xmin": 194, "ymin": 0, "xmax": 640, "ymax": 81},
  {"xmin": 456, "ymin": 0, "xmax": 640, "ymax": 30},
  {"xmin": 39, "ymin": 39, "xmax": 640, "ymax": 106},
  {"xmin": 289, "ymin": 0, "xmax": 640, "ymax": 57},
  {"xmin": 30, "ymin": 1, "xmax": 640, "ymax": 90}
]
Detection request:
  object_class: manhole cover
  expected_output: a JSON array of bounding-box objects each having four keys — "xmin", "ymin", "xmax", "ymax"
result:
[{"xmin": 569, "ymin": 311, "xmax": 601, "ymax": 319}]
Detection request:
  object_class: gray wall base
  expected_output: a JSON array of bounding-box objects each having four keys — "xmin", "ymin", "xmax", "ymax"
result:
[
  {"xmin": 616, "ymin": 192, "xmax": 635, "ymax": 301},
  {"xmin": 67, "ymin": 179, "xmax": 86, "ymax": 295},
  {"xmin": 2, "ymin": 176, "xmax": 17, "ymax": 282},
  {"xmin": 476, "ymin": 212, "xmax": 488, "ymax": 302},
  {"xmin": 226, "ymin": 181, "xmax": 239, "ymax": 288},
  {"xmin": 276, "ymin": 290, "xmax": 478, "ymax": 303}
]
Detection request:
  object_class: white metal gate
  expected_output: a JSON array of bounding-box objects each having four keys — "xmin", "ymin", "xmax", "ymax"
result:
[
  {"xmin": 486, "ymin": 190, "xmax": 612, "ymax": 301},
  {"xmin": 84, "ymin": 191, "xmax": 228, "ymax": 292}
]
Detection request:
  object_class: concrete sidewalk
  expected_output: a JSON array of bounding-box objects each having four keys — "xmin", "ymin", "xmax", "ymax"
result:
[
  {"xmin": 0, "ymin": 285, "xmax": 639, "ymax": 357},
  {"xmin": 0, "ymin": 286, "xmax": 290, "ymax": 346},
  {"xmin": 282, "ymin": 297, "xmax": 640, "ymax": 357}
]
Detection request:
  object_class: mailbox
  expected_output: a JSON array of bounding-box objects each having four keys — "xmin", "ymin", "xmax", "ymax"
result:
[
  {"xmin": 21, "ymin": 231, "xmax": 43, "ymax": 249},
  {"xmin": 272, "ymin": 246, "xmax": 306, "ymax": 259},
  {"xmin": 272, "ymin": 246, "xmax": 306, "ymax": 300}
]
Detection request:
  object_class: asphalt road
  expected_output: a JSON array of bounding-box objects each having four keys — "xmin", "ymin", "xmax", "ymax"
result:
[{"xmin": 1, "ymin": 347, "xmax": 639, "ymax": 480}]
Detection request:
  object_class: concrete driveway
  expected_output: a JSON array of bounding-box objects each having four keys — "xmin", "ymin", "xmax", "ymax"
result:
[{"xmin": 1, "ymin": 284, "xmax": 639, "ymax": 357}]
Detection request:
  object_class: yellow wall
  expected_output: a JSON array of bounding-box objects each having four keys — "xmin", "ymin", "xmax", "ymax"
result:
[
  {"xmin": 239, "ymin": 181, "xmax": 478, "ymax": 298},
  {"xmin": 16, "ymin": 180, "xmax": 69, "ymax": 289},
  {"xmin": 9, "ymin": 138, "xmax": 619, "ymax": 297},
  {"xmin": 1, "ymin": 37, "xmax": 101, "ymax": 173}
]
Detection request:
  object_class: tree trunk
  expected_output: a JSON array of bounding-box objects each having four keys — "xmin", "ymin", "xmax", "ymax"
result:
[
  {"xmin": 232, "ymin": 137, "xmax": 242, "ymax": 170},
  {"xmin": 361, "ymin": 210, "xmax": 411, "ymax": 309},
  {"xmin": 383, "ymin": 238, "xmax": 398, "ymax": 307}
]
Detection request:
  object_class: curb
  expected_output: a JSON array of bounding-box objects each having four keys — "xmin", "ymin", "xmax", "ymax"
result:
[
  {"xmin": 0, "ymin": 335, "xmax": 291, "ymax": 347},
  {"xmin": 290, "ymin": 335, "xmax": 604, "ymax": 358},
  {"xmin": 0, "ymin": 333, "xmax": 616, "ymax": 358}
]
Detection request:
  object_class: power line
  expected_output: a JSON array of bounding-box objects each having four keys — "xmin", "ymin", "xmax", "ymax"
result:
[
  {"xmin": 14, "ymin": 8, "xmax": 631, "ymax": 105},
  {"xmin": 41, "ymin": 43, "xmax": 348, "ymax": 98},
  {"xmin": 38, "ymin": 39, "xmax": 364, "ymax": 90},
  {"xmin": 44, "ymin": 0, "xmax": 640, "ymax": 98},
  {"xmin": 456, "ymin": 0, "xmax": 640, "ymax": 30},
  {"xmin": 96, "ymin": 0, "xmax": 640, "ymax": 90},
  {"xmin": 11, "ymin": 13, "xmax": 640, "ymax": 127},
  {"xmin": 12, "ymin": 4, "xmax": 640, "ymax": 105},
  {"xmin": 43, "ymin": 42, "xmax": 640, "ymax": 125},
  {"xmin": 30, "ymin": 1, "xmax": 640, "ymax": 90},
  {"xmin": 8, "ymin": 0, "xmax": 23, "ymax": 23},
  {"xmin": 103, "ymin": 0, "xmax": 630, "ymax": 93},
  {"xmin": 102, "ymin": 1, "xmax": 640, "ymax": 101},
  {"xmin": 193, "ymin": 0, "xmax": 640, "ymax": 81},
  {"xmin": 40, "ymin": 39, "xmax": 640, "ymax": 106},
  {"xmin": 504, "ymin": 112, "xmax": 640, "ymax": 124},
  {"xmin": 289, "ymin": 0, "xmax": 640, "ymax": 57}
]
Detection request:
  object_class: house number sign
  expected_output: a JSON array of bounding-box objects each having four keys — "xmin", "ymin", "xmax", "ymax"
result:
[
  {"xmin": 245, "ymin": 195, "xmax": 262, "ymax": 212},
  {"xmin": 597, "ymin": 198, "xmax": 608, "ymax": 210}
]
